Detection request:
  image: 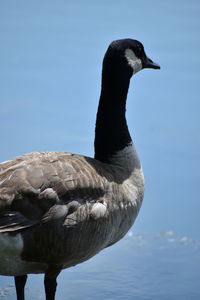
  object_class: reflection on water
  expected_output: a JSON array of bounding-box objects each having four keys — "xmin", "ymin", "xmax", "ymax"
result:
[{"xmin": 0, "ymin": 231, "xmax": 199, "ymax": 300}]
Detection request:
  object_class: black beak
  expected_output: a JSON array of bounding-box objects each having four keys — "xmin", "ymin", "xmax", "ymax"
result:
[{"xmin": 143, "ymin": 56, "xmax": 160, "ymax": 69}]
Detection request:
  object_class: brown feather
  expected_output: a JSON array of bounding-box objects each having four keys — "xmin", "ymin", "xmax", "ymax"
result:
[{"xmin": 0, "ymin": 152, "xmax": 129, "ymax": 232}]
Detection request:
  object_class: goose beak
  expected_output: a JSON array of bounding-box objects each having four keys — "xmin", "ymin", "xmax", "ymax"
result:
[{"xmin": 143, "ymin": 56, "xmax": 160, "ymax": 69}]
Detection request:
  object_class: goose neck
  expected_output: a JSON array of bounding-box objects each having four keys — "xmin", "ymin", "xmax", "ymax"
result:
[{"xmin": 94, "ymin": 69, "xmax": 132, "ymax": 164}]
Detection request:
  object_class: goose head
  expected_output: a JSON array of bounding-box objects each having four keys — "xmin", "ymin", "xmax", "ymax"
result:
[{"xmin": 103, "ymin": 38, "xmax": 160, "ymax": 78}]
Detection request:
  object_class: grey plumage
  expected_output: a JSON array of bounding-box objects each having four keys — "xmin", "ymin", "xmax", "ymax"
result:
[
  {"xmin": 0, "ymin": 151, "xmax": 143, "ymax": 273},
  {"xmin": 0, "ymin": 152, "xmax": 139, "ymax": 230}
]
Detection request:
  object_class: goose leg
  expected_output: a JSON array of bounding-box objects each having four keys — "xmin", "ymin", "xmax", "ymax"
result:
[
  {"xmin": 44, "ymin": 275, "xmax": 58, "ymax": 300},
  {"xmin": 44, "ymin": 267, "xmax": 61, "ymax": 300},
  {"xmin": 14, "ymin": 275, "xmax": 27, "ymax": 300}
]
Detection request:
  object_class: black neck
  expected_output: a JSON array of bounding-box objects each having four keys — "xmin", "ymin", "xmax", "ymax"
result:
[{"xmin": 94, "ymin": 59, "xmax": 132, "ymax": 163}]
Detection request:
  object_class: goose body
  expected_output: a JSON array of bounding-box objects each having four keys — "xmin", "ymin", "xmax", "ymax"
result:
[
  {"xmin": 0, "ymin": 149, "xmax": 143, "ymax": 276},
  {"xmin": 0, "ymin": 39, "xmax": 160, "ymax": 300}
]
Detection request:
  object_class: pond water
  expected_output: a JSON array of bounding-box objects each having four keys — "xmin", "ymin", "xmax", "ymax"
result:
[
  {"xmin": 0, "ymin": 0, "xmax": 200, "ymax": 299},
  {"xmin": 0, "ymin": 232, "xmax": 200, "ymax": 300}
]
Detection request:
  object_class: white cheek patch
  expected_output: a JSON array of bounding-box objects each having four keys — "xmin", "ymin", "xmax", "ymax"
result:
[{"xmin": 125, "ymin": 49, "xmax": 142, "ymax": 74}]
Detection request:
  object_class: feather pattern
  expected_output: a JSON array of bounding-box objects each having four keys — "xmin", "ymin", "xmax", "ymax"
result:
[{"xmin": 0, "ymin": 150, "xmax": 143, "ymax": 270}]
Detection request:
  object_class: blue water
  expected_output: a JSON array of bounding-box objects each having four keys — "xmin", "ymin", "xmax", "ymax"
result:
[
  {"xmin": 0, "ymin": 232, "xmax": 200, "ymax": 299},
  {"xmin": 0, "ymin": 0, "xmax": 200, "ymax": 299}
]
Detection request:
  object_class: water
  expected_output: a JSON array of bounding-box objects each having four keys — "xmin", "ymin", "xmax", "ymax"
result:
[
  {"xmin": 0, "ymin": 232, "xmax": 199, "ymax": 299},
  {"xmin": 0, "ymin": 0, "xmax": 200, "ymax": 299}
]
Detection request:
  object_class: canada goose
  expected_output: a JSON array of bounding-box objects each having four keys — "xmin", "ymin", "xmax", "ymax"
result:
[{"xmin": 0, "ymin": 38, "xmax": 160, "ymax": 300}]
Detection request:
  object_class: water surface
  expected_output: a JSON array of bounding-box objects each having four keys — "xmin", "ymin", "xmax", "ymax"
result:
[
  {"xmin": 0, "ymin": 0, "xmax": 200, "ymax": 299},
  {"xmin": 0, "ymin": 232, "xmax": 199, "ymax": 300}
]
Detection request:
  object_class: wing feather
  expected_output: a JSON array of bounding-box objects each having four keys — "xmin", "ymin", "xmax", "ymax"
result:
[{"xmin": 0, "ymin": 152, "xmax": 116, "ymax": 232}]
